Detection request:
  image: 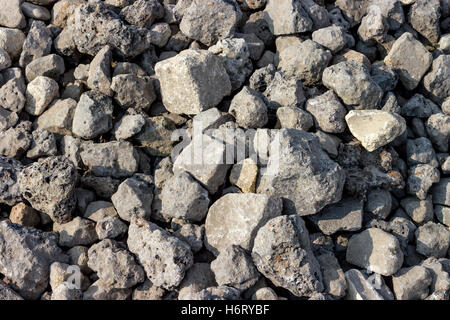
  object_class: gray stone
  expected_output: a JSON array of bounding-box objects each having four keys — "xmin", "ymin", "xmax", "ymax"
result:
[
  {"xmin": 392, "ymin": 266, "xmax": 432, "ymax": 300},
  {"xmin": 400, "ymin": 196, "xmax": 434, "ymax": 224},
  {"xmin": 25, "ymin": 54, "xmax": 65, "ymax": 83},
  {"xmin": 178, "ymin": 262, "xmax": 217, "ymax": 300},
  {"xmin": 384, "ymin": 32, "xmax": 433, "ymax": 90},
  {"xmin": 344, "ymin": 269, "xmax": 385, "ymax": 300},
  {"xmin": 409, "ymin": 0, "xmax": 441, "ymax": 45},
  {"xmin": 314, "ymin": 130, "xmax": 342, "ymax": 158},
  {"xmin": 36, "ymin": 98, "xmax": 77, "ymax": 135},
  {"xmin": 263, "ymin": 0, "xmax": 312, "ymax": 35},
  {"xmin": 357, "ymin": 5, "xmax": 388, "ymax": 43},
  {"xmin": 371, "ymin": 61, "xmax": 398, "ymax": 92},
  {"xmin": 205, "ymin": 193, "xmax": 282, "ymax": 255},
  {"xmin": 278, "ymin": 39, "xmax": 332, "ymax": 86},
  {"xmin": 73, "ymin": 3, "xmax": 152, "ymax": 59},
  {"xmin": 111, "ymin": 74, "xmax": 156, "ymax": 111},
  {"xmin": 426, "ymin": 113, "xmax": 450, "ymax": 152},
  {"xmin": 87, "ymin": 45, "xmax": 113, "ymax": 96},
  {"xmin": 262, "ymin": 71, "xmax": 306, "ymax": 110},
  {"xmin": 155, "ymin": 49, "xmax": 231, "ymax": 115},
  {"xmin": 0, "ymin": 122, "xmax": 32, "ymax": 158},
  {"xmin": 0, "ymin": 106, "xmax": 18, "ymax": 133},
  {"xmin": 96, "ymin": 216, "xmax": 128, "ymax": 240},
  {"xmin": 26, "ymin": 129, "xmax": 58, "ymax": 159},
  {"xmin": 54, "ymin": 217, "xmax": 98, "ymax": 247},
  {"xmin": 179, "ymin": 0, "xmax": 242, "ymax": 46},
  {"xmin": 0, "ymin": 280, "xmax": 23, "ymax": 300},
  {"xmin": 211, "ymin": 245, "xmax": 259, "ymax": 291},
  {"xmin": 420, "ymin": 258, "xmax": 450, "ymax": 293},
  {"xmin": 0, "ymin": 27, "xmax": 26, "ymax": 61},
  {"xmin": 184, "ymin": 286, "xmax": 241, "ymax": 300},
  {"xmin": 317, "ymin": 251, "xmax": 347, "ymax": 298},
  {"xmin": 25, "ymin": 76, "xmax": 59, "ymax": 116},
  {"xmin": 345, "ymin": 110, "xmax": 406, "ymax": 152},
  {"xmin": 0, "ymin": 79, "xmax": 26, "ymax": 113},
  {"xmin": 335, "ymin": 0, "xmax": 369, "ymax": 27},
  {"xmin": 252, "ymin": 287, "xmax": 278, "ymax": 300},
  {"xmin": 83, "ymin": 280, "xmax": 131, "ymax": 300},
  {"xmin": 51, "ymin": 283, "xmax": 83, "ymax": 300},
  {"xmin": 88, "ymin": 239, "xmax": 145, "ymax": 288},
  {"xmin": 415, "ymin": 222, "xmax": 450, "ymax": 258},
  {"xmin": 229, "ymin": 86, "xmax": 268, "ymax": 129},
  {"xmin": 132, "ymin": 280, "xmax": 166, "ymax": 300},
  {"xmin": 150, "ymin": 23, "xmax": 171, "ymax": 48},
  {"xmin": 0, "ymin": 48, "xmax": 11, "ymax": 71},
  {"xmin": 0, "ymin": 156, "xmax": 23, "ymax": 206},
  {"xmin": 402, "ymin": 94, "xmax": 439, "ymax": 118},
  {"xmin": 80, "ymin": 141, "xmax": 140, "ymax": 178},
  {"xmin": 312, "ymin": 26, "xmax": 347, "ymax": 53},
  {"xmin": 72, "ymin": 91, "xmax": 113, "ymax": 140},
  {"xmin": 305, "ymin": 90, "xmax": 347, "ymax": 133},
  {"xmin": 67, "ymin": 246, "xmax": 91, "ymax": 275},
  {"xmin": 0, "ymin": 0, "xmax": 26, "ymax": 29},
  {"xmin": 173, "ymin": 224, "xmax": 204, "ymax": 253},
  {"xmin": 134, "ymin": 116, "xmax": 176, "ymax": 157},
  {"xmin": 252, "ymin": 215, "xmax": 323, "ymax": 297},
  {"xmin": 114, "ymin": 114, "xmax": 146, "ymax": 140},
  {"xmin": 111, "ymin": 175, "xmax": 154, "ymax": 222},
  {"xmin": 21, "ymin": 2, "xmax": 50, "ymax": 21},
  {"xmin": 0, "ymin": 220, "xmax": 67, "ymax": 300},
  {"xmin": 365, "ymin": 188, "xmax": 392, "ymax": 219},
  {"xmin": 406, "ymin": 137, "xmax": 438, "ymax": 167},
  {"xmin": 346, "ymin": 228, "xmax": 404, "ymax": 276},
  {"xmin": 407, "ymin": 164, "xmax": 440, "ymax": 200},
  {"xmin": 161, "ymin": 171, "xmax": 209, "ymax": 222},
  {"xmin": 235, "ymin": 33, "xmax": 265, "ymax": 61},
  {"xmin": 309, "ymin": 197, "xmax": 363, "ymax": 235},
  {"xmin": 435, "ymin": 205, "xmax": 450, "ymax": 227},
  {"xmin": 257, "ymin": 129, "xmax": 345, "ymax": 215},
  {"xmin": 19, "ymin": 156, "xmax": 78, "ymax": 224},
  {"xmin": 371, "ymin": 0, "xmax": 405, "ymax": 31},
  {"xmin": 120, "ymin": 0, "xmax": 164, "ymax": 28},
  {"xmin": 127, "ymin": 217, "xmax": 194, "ymax": 289},
  {"xmin": 423, "ymin": 55, "xmax": 450, "ymax": 105},
  {"xmin": 276, "ymin": 107, "xmax": 313, "ymax": 131},
  {"xmin": 323, "ymin": 61, "xmax": 383, "ymax": 110}
]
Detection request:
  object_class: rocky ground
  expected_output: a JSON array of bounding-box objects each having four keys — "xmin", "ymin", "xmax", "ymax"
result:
[{"xmin": 0, "ymin": 0, "xmax": 449, "ymax": 301}]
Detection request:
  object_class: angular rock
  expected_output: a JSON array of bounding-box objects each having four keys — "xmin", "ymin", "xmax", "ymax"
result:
[
  {"xmin": 19, "ymin": 156, "xmax": 78, "ymax": 224},
  {"xmin": 305, "ymin": 90, "xmax": 347, "ymax": 133},
  {"xmin": 252, "ymin": 215, "xmax": 323, "ymax": 297},
  {"xmin": 263, "ymin": 0, "xmax": 313, "ymax": 35},
  {"xmin": 173, "ymin": 224, "xmax": 204, "ymax": 253},
  {"xmin": 426, "ymin": 113, "xmax": 450, "ymax": 153},
  {"xmin": 0, "ymin": 156, "xmax": 23, "ymax": 206},
  {"xmin": 344, "ymin": 269, "xmax": 385, "ymax": 300},
  {"xmin": 211, "ymin": 245, "xmax": 259, "ymax": 291},
  {"xmin": 432, "ymin": 178, "xmax": 450, "ymax": 206},
  {"xmin": 54, "ymin": 217, "xmax": 98, "ymax": 247},
  {"xmin": 407, "ymin": 164, "xmax": 440, "ymax": 200},
  {"xmin": 229, "ymin": 86, "xmax": 268, "ymax": 129},
  {"xmin": 400, "ymin": 196, "xmax": 433, "ymax": 224},
  {"xmin": 345, "ymin": 110, "xmax": 406, "ymax": 152},
  {"xmin": 26, "ymin": 129, "xmax": 58, "ymax": 159},
  {"xmin": 25, "ymin": 54, "xmax": 65, "ymax": 83},
  {"xmin": 111, "ymin": 74, "xmax": 156, "ymax": 111},
  {"xmin": 392, "ymin": 266, "xmax": 432, "ymax": 300},
  {"xmin": 346, "ymin": 228, "xmax": 404, "ymax": 276},
  {"xmin": 72, "ymin": 91, "xmax": 113, "ymax": 140},
  {"xmin": 322, "ymin": 61, "xmax": 383, "ymax": 109},
  {"xmin": 415, "ymin": 222, "xmax": 450, "ymax": 258},
  {"xmin": 133, "ymin": 116, "xmax": 175, "ymax": 157},
  {"xmin": 96, "ymin": 216, "xmax": 128, "ymax": 240},
  {"xmin": 365, "ymin": 188, "xmax": 392, "ymax": 219},
  {"xmin": 229, "ymin": 158, "xmax": 258, "ymax": 193},
  {"xmin": 88, "ymin": 239, "xmax": 145, "ymax": 288},
  {"xmin": 0, "ymin": 79, "xmax": 26, "ymax": 113},
  {"xmin": 205, "ymin": 193, "xmax": 282, "ymax": 255},
  {"xmin": 36, "ymin": 98, "xmax": 77, "ymax": 135},
  {"xmin": 276, "ymin": 106, "xmax": 313, "ymax": 131},
  {"xmin": 384, "ymin": 32, "xmax": 433, "ymax": 90},
  {"xmin": 25, "ymin": 76, "xmax": 59, "ymax": 116},
  {"xmin": 0, "ymin": 0, "xmax": 26, "ymax": 29},
  {"xmin": 179, "ymin": 0, "xmax": 242, "ymax": 46},
  {"xmin": 409, "ymin": 0, "xmax": 441, "ymax": 45},
  {"xmin": 0, "ymin": 27, "xmax": 26, "ymax": 61},
  {"xmin": 0, "ymin": 221, "xmax": 67, "ymax": 300},
  {"xmin": 155, "ymin": 49, "xmax": 231, "ymax": 115},
  {"xmin": 257, "ymin": 129, "xmax": 345, "ymax": 216},
  {"xmin": 80, "ymin": 141, "xmax": 139, "ymax": 178},
  {"xmin": 316, "ymin": 251, "xmax": 347, "ymax": 298},
  {"xmin": 120, "ymin": 0, "xmax": 164, "ymax": 28},
  {"xmin": 127, "ymin": 217, "xmax": 194, "ymax": 289},
  {"xmin": 87, "ymin": 45, "xmax": 113, "ymax": 96},
  {"xmin": 423, "ymin": 55, "xmax": 450, "ymax": 105}
]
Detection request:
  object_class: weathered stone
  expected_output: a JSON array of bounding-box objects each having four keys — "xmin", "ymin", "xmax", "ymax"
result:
[
  {"xmin": 120, "ymin": 0, "xmax": 164, "ymax": 28},
  {"xmin": 51, "ymin": 0, "xmax": 85, "ymax": 28},
  {"xmin": 205, "ymin": 193, "xmax": 282, "ymax": 255},
  {"xmin": 400, "ymin": 196, "xmax": 433, "ymax": 224},
  {"xmin": 407, "ymin": 164, "xmax": 440, "ymax": 200},
  {"xmin": 83, "ymin": 280, "xmax": 131, "ymax": 300},
  {"xmin": 312, "ymin": 26, "xmax": 347, "ymax": 54},
  {"xmin": 263, "ymin": 0, "xmax": 313, "ymax": 35},
  {"xmin": 346, "ymin": 228, "xmax": 404, "ymax": 276},
  {"xmin": 0, "ymin": 280, "xmax": 23, "ymax": 300},
  {"xmin": 114, "ymin": 114, "xmax": 146, "ymax": 140},
  {"xmin": 87, "ymin": 45, "xmax": 113, "ymax": 96},
  {"xmin": 26, "ymin": 129, "xmax": 58, "ymax": 159},
  {"xmin": 132, "ymin": 280, "xmax": 166, "ymax": 300},
  {"xmin": 415, "ymin": 222, "xmax": 450, "ymax": 258},
  {"xmin": 257, "ymin": 129, "xmax": 345, "ymax": 216},
  {"xmin": 229, "ymin": 158, "xmax": 258, "ymax": 193},
  {"xmin": 252, "ymin": 215, "xmax": 323, "ymax": 297},
  {"xmin": 323, "ymin": 61, "xmax": 383, "ymax": 109},
  {"xmin": 345, "ymin": 110, "xmax": 406, "ymax": 152},
  {"xmin": 88, "ymin": 239, "xmax": 145, "ymax": 288},
  {"xmin": 229, "ymin": 86, "xmax": 268, "ymax": 129},
  {"xmin": 435, "ymin": 205, "xmax": 450, "ymax": 227},
  {"xmin": 0, "ymin": 156, "xmax": 22, "ymax": 206},
  {"xmin": 0, "ymin": 221, "xmax": 67, "ymax": 300},
  {"xmin": 19, "ymin": 156, "xmax": 77, "ymax": 224},
  {"xmin": 80, "ymin": 141, "xmax": 139, "ymax": 178},
  {"xmin": 371, "ymin": 61, "xmax": 398, "ymax": 92},
  {"xmin": 127, "ymin": 217, "xmax": 194, "ymax": 289},
  {"xmin": 36, "ymin": 98, "xmax": 77, "ymax": 135},
  {"xmin": 179, "ymin": 0, "xmax": 242, "ymax": 46},
  {"xmin": 25, "ymin": 76, "xmax": 59, "ymax": 116},
  {"xmin": 426, "ymin": 113, "xmax": 450, "ymax": 153},
  {"xmin": 73, "ymin": 3, "xmax": 152, "ymax": 58},
  {"xmin": 305, "ymin": 90, "xmax": 347, "ymax": 133},
  {"xmin": 0, "ymin": 123, "xmax": 32, "ymax": 158},
  {"xmin": 95, "ymin": 216, "xmax": 128, "ymax": 240},
  {"xmin": 72, "ymin": 91, "xmax": 113, "ymax": 140},
  {"xmin": 0, "ymin": 79, "xmax": 26, "ymax": 113},
  {"xmin": 21, "ymin": 2, "xmax": 50, "ymax": 21},
  {"xmin": 0, "ymin": 27, "xmax": 26, "ymax": 61},
  {"xmin": 344, "ymin": 269, "xmax": 385, "ymax": 300},
  {"xmin": 9, "ymin": 202, "xmax": 40, "ymax": 227},
  {"xmin": 111, "ymin": 175, "xmax": 154, "ymax": 222},
  {"xmin": 392, "ymin": 266, "xmax": 432, "ymax": 300},
  {"xmin": 276, "ymin": 106, "xmax": 313, "ymax": 131},
  {"xmin": 357, "ymin": 5, "xmax": 388, "ymax": 43},
  {"xmin": 279, "ymin": 40, "xmax": 332, "ymax": 86},
  {"xmin": 317, "ymin": 251, "xmax": 347, "ymax": 298},
  {"xmin": 173, "ymin": 224, "xmax": 204, "ymax": 253},
  {"xmin": 309, "ymin": 197, "xmax": 363, "ymax": 235},
  {"xmin": 25, "ymin": 54, "xmax": 65, "ymax": 83},
  {"xmin": 111, "ymin": 74, "xmax": 156, "ymax": 111},
  {"xmin": 150, "ymin": 23, "xmax": 171, "ymax": 48},
  {"xmin": 423, "ymin": 55, "xmax": 450, "ymax": 105},
  {"xmin": 384, "ymin": 32, "xmax": 433, "ymax": 90},
  {"xmin": 155, "ymin": 49, "xmax": 231, "ymax": 115},
  {"xmin": 134, "ymin": 116, "xmax": 175, "ymax": 157},
  {"xmin": 178, "ymin": 262, "xmax": 216, "ymax": 300},
  {"xmin": 54, "ymin": 217, "xmax": 98, "ymax": 247},
  {"xmin": 409, "ymin": 0, "xmax": 441, "ymax": 45},
  {"xmin": 211, "ymin": 245, "xmax": 259, "ymax": 291},
  {"xmin": 0, "ymin": 0, "xmax": 26, "ymax": 29}
]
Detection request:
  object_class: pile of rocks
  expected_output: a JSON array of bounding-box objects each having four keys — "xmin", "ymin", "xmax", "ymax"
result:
[{"xmin": 0, "ymin": 0, "xmax": 449, "ymax": 301}]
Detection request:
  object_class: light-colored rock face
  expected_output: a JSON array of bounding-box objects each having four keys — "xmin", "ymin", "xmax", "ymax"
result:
[
  {"xmin": 127, "ymin": 217, "xmax": 194, "ymax": 289},
  {"xmin": 256, "ymin": 129, "xmax": 345, "ymax": 216},
  {"xmin": 155, "ymin": 49, "xmax": 231, "ymax": 115},
  {"xmin": 0, "ymin": 0, "xmax": 26, "ymax": 29},
  {"xmin": 346, "ymin": 228, "xmax": 404, "ymax": 276},
  {"xmin": 264, "ymin": 0, "xmax": 313, "ymax": 35},
  {"xmin": 252, "ymin": 215, "xmax": 323, "ymax": 298},
  {"xmin": 345, "ymin": 110, "xmax": 407, "ymax": 152},
  {"xmin": 384, "ymin": 32, "xmax": 433, "ymax": 90},
  {"xmin": 205, "ymin": 193, "xmax": 283, "ymax": 255}
]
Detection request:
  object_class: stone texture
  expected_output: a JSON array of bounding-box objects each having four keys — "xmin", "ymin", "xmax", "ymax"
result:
[
  {"xmin": 25, "ymin": 76, "xmax": 59, "ymax": 116},
  {"xmin": 0, "ymin": 0, "xmax": 26, "ymax": 29},
  {"xmin": 305, "ymin": 90, "xmax": 347, "ymax": 133},
  {"xmin": 263, "ymin": 0, "xmax": 313, "ymax": 35},
  {"xmin": 205, "ymin": 193, "xmax": 283, "ymax": 255}
]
